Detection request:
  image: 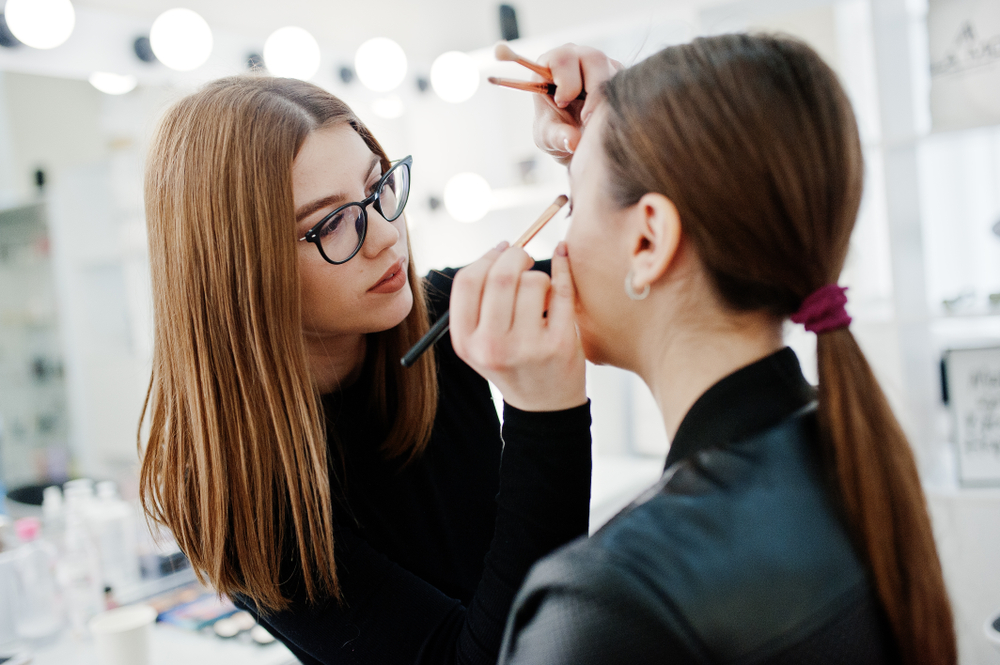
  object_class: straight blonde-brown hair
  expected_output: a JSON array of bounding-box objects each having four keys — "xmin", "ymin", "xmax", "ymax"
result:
[
  {"xmin": 139, "ymin": 76, "xmax": 438, "ymax": 611},
  {"xmin": 602, "ymin": 34, "xmax": 956, "ymax": 663}
]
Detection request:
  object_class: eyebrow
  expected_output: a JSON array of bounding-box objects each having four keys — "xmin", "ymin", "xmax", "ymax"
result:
[{"xmin": 295, "ymin": 154, "xmax": 382, "ymax": 223}]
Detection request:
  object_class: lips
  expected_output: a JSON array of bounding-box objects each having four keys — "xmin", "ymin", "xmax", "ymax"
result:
[{"xmin": 369, "ymin": 257, "xmax": 407, "ymax": 293}]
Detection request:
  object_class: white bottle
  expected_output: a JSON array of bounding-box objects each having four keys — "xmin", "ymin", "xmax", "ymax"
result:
[
  {"xmin": 57, "ymin": 481, "xmax": 103, "ymax": 637},
  {"xmin": 41, "ymin": 485, "xmax": 65, "ymax": 552},
  {"xmin": 88, "ymin": 481, "xmax": 140, "ymax": 595},
  {"xmin": 12, "ymin": 517, "xmax": 63, "ymax": 645}
]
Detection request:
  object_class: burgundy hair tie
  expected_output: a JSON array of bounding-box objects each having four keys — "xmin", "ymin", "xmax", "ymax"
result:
[{"xmin": 791, "ymin": 284, "xmax": 851, "ymax": 334}]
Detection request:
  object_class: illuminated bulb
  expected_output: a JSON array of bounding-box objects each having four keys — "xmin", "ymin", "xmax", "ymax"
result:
[
  {"xmin": 371, "ymin": 95, "xmax": 404, "ymax": 119},
  {"xmin": 88, "ymin": 72, "xmax": 137, "ymax": 95},
  {"xmin": 444, "ymin": 173, "xmax": 492, "ymax": 223},
  {"xmin": 4, "ymin": 0, "xmax": 75, "ymax": 49},
  {"xmin": 263, "ymin": 26, "xmax": 321, "ymax": 80},
  {"xmin": 149, "ymin": 8, "xmax": 213, "ymax": 72},
  {"xmin": 354, "ymin": 37, "xmax": 407, "ymax": 93},
  {"xmin": 430, "ymin": 51, "xmax": 479, "ymax": 103}
]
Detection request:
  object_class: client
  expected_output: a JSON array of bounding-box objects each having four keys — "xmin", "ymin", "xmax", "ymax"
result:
[{"xmin": 454, "ymin": 34, "xmax": 956, "ymax": 665}]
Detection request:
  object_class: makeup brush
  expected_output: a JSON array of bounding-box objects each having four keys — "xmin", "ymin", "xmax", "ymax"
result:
[
  {"xmin": 487, "ymin": 77, "xmax": 587, "ymax": 101},
  {"xmin": 401, "ymin": 194, "xmax": 569, "ymax": 368},
  {"xmin": 490, "ymin": 43, "xmax": 587, "ymax": 101},
  {"xmin": 494, "ymin": 42, "xmax": 553, "ymax": 79}
]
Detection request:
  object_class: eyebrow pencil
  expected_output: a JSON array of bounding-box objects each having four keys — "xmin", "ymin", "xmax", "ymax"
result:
[{"xmin": 401, "ymin": 194, "xmax": 569, "ymax": 368}]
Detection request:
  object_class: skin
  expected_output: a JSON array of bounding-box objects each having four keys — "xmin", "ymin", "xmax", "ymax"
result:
[
  {"xmin": 564, "ymin": 107, "xmax": 785, "ymax": 438},
  {"xmin": 289, "ymin": 45, "xmax": 618, "ymax": 399},
  {"xmin": 293, "ymin": 123, "xmax": 412, "ymax": 393},
  {"xmin": 453, "ymin": 45, "xmax": 785, "ymax": 441},
  {"xmin": 532, "ymin": 44, "xmax": 624, "ymax": 164}
]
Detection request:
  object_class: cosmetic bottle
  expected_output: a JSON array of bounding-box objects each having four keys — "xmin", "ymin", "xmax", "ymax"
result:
[
  {"xmin": 12, "ymin": 517, "xmax": 63, "ymax": 644},
  {"xmin": 56, "ymin": 482, "xmax": 102, "ymax": 637},
  {"xmin": 41, "ymin": 485, "xmax": 65, "ymax": 552},
  {"xmin": 88, "ymin": 481, "xmax": 140, "ymax": 594}
]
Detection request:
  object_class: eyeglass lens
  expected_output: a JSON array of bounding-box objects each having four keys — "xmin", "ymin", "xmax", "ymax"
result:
[
  {"xmin": 378, "ymin": 162, "xmax": 409, "ymax": 222},
  {"xmin": 316, "ymin": 160, "xmax": 410, "ymax": 263},
  {"xmin": 317, "ymin": 204, "xmax": 366, "ymax": 263}
]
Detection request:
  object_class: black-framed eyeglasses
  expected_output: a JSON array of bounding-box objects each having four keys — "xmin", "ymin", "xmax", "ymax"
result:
[{"xmin": 299, "ymin": 155, "xmax": 412, "ymax": 265}]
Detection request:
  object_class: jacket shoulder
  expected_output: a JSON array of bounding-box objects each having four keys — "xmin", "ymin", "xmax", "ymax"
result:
[{"xmin": 503, "ymin": 408, "xmax": 888, "ymax": 664}]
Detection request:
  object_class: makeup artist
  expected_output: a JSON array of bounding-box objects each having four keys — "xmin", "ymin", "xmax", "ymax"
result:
[
  {"xmin": 137, "ymin": 47, "xmax": 618, "ymax": 665},
  {"xmin": 457, "ymin": 35, "xmax": 956, "ymax": 664}
]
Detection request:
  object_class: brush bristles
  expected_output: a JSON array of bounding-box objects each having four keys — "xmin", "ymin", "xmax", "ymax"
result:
[{"xmin": 494, "ymin": 42, "xmax": 517, "ymax": 61}]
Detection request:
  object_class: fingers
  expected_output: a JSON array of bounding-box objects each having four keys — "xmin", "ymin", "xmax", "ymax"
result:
[
  {"xmin": 533, "ymin": 44, "xmax": 620, "ymax": 162},
  {"xmin": 533, "ymin": 94, "xmax": 583, "ymax": 161},
  {"xmin": 513, "ymin": 271, "xmax": 550, "ymax": 335},
  {"xmin": 540, "ymin": 46, "xmax": 584, "ymax": 108},
  {"xmin": 449, "ymin": 243, "xmax": 507, "ymax": 357},
  {"xmin": 477, "ymin": 247, "xmax": 535, "ymax": 333},
  {"xmin": 577, "ymin": 47, "xmax": 619, "ymax": 125},
  {"xmin": 546, "ymin": 241, "xmax": 578, "ymax": 337}
]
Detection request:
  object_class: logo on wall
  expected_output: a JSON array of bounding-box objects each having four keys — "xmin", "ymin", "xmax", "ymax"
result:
[{"xmin": 929, "ymin": 0, "xmax": 1000, "ymax": 131}]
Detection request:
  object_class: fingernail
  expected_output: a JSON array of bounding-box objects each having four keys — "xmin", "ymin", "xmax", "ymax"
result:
[
  {"xmin": 556, "ymin": 242, "xmax": 568, "ymax": 257},
  {"xmin": 495, "ymin": 241, "xmax": 510, "ymax": 251},
  {"xmin": 563, "ymin": 137, "xmax": 573, "ymax": 154}
]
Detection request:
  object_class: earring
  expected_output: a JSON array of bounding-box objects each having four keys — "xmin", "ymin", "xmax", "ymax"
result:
[{"xmin": 625, "ymin": 269, "xmax": 650, "ymax": 301}]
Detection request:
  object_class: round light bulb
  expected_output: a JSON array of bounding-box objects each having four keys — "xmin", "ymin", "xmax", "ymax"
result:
[
  {"xmin": 371, "ymin": 95, "xmax": 404, "ymax": 119},
  {"xmin": 443, "ymin": 173, "xmax": 492, "ymax": 223},
  {"xmin": 263, "ymin": 26, "xmax": 321, "ymax": 80},
  {"xmin": 4, "ymin": 0, "xmax": 75, "ymax": 49},
  {"xmin": 354, "ymin": 37, "xmax": 407, "ymax": 93},
  {"xmin": 149, "ymin": 8, "xmax": 213, "ymax": 72},
  {"xmin": 430, "ymin": 51, "xmax": 479, "ymax": 103},
  {"xmin": 88, "ymin": 72, "xmax": 138, "ymax": 95}
]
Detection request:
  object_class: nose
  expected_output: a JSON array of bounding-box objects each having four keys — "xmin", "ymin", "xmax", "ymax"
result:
[{"xmin": 361, "ymin": 204, "xmax": 401, "ymax": 258}]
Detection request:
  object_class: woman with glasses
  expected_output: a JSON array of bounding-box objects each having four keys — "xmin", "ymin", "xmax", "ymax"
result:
[{"xmin": 138, "ymin": 52, "xmax": 614, "ymax": 665}]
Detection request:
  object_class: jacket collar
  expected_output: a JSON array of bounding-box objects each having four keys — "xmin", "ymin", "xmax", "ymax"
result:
[{"xmin": 665, "ymin": 347, "xmax": 816, "ymax": 470}]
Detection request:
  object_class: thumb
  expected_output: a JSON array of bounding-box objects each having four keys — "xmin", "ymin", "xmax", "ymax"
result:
[
  {"xmin": 561, "ymin": 126, "xmax": 582, "ymax": 155},
  {"xmin": 547, "ymin": 241, "xmax": 578, "ymax": 334}
]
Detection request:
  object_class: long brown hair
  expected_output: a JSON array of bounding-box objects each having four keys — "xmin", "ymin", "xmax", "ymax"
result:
[
  {"xmin": 602, "ymin": 34, "xmax": 955, "ymax": 663},
  {"xmin": 138, "ymin": 76, "xmax": 438, "ymax": 611}
]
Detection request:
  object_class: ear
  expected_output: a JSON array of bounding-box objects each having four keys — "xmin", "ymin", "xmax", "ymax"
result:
[{"xmin": 626, "ymin": 193, "xmax": 682, "ymax": 292}]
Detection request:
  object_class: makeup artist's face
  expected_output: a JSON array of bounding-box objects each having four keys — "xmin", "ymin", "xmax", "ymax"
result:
[
  {"xmin": 293, "ymin": 124, "xmax": 413, "ymax": 339},
  {"xmin": 564, "ymin": 109, "xmax": 637, "ymax": 367}
]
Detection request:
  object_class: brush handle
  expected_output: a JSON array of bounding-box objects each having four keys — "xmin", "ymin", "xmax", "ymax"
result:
[
  {"xmin": 488, "ymin": 77, "xmax": 587, "ymax": 101},
  {"xmin": 401, "ymin": 195, "xmax": 568, "ymax": 368},
  {"xmin": 401, "ymin": 311, "xmax": 450, "ymax": 368}
]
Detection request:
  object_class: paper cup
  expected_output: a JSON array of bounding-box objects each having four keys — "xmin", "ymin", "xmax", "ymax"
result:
[{"xmin": 89, "ymin": 604, "xmax": 157, "ymax": 665}]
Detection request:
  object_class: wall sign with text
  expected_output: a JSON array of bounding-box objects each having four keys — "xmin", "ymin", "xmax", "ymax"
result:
[
  {"xmin": 929, "ymin": 0, "xmax": 1000, "ymax": 131},
  {"xmin": 944, "ymin": 347, "xmax": 1000, "ymax": 486}
]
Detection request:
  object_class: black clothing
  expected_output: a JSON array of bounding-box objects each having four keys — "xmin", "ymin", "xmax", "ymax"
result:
[
  {"xmin": 500, "ymin": 348, "xmax": 900, "ymax": 665},
  {"xmin": 235, "ymin": 266, "xmax": 593, "ymax": 665}
]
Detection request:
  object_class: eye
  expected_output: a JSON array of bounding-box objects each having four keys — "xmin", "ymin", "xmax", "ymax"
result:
[{"xmin": 320, "ymin": 214, "xmax": 343, "ymax": 238}]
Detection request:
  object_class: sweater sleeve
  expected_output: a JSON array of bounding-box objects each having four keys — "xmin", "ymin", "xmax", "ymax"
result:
[
  {"xmin": 235, "ymin": 401, "xmax": 592, "ymax": 665},
  {"xmin": 419, "ymin": 402, "xmax": 593, "ymax": 664}
]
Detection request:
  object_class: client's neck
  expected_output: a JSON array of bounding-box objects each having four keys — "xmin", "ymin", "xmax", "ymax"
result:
[
  {"xmin": 636, "ymin": 305, "xmax": 784, "ymax": 442},
  {"xmin": 305, "ymin": 332, "xmax": 367, "ymax": 395}
]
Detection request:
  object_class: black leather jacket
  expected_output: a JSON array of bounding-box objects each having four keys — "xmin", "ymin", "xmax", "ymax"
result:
[{"xmin": 499, "ymin": 348, "xmax": 900, "ymax": 664}]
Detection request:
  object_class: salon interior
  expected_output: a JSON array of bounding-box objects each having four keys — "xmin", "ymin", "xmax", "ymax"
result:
[{"xmin": 0, "ymin": 0, "xmax": 997, "ymax": 662}]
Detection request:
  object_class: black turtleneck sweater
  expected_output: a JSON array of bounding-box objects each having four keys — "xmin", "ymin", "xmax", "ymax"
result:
[{"xmin": 234, "ymin": 266, "xmax": 593, "ymax": 665}]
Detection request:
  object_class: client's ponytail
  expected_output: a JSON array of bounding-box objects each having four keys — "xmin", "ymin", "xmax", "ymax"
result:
[
  {"xmin": 601, "ymin": 32, "xmax": 956, "ymax": 663},
  {"xmin": 817, "ymin": 329, "xmax": 955, "ymax": 665}
]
